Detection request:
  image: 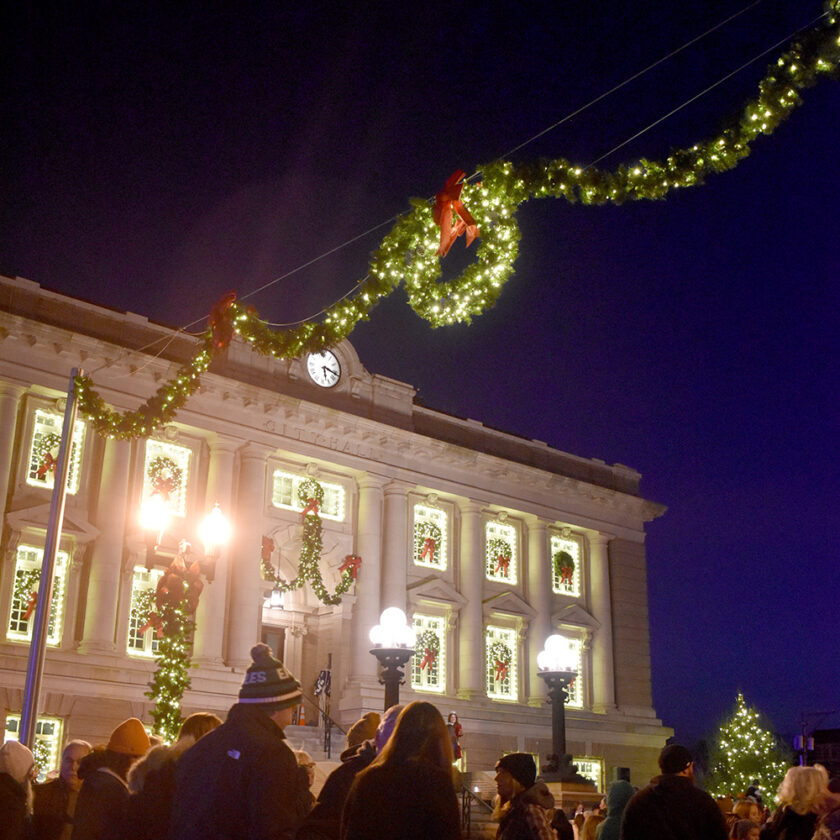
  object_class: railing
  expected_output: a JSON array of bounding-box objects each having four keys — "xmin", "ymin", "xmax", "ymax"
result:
[
  {"xmin": 298, "ymin": 690, "xmax": 348, "ymax": 760},
  {"xmin": 461, "ymin": 785, "xmax": 493, "ymax": 839}
]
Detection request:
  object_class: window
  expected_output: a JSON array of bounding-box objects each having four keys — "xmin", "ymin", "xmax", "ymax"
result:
[
  {"xmin": 127, "ymin": 566, "xmax": 164, "ymax": 657},
  {"xmin": 485, "ymin": 520, "xmax": 517, "ymax": 584},
  {"xmin": 573, "ymin": 756, "xmax": 604, "ymax": 791},
  {"xmin": 413, "ymin": 503, "xmax": 448, "ymax": 570},
  {"xmin": 271, "ymin": 471, "xmax": 346, "ymax": 521},
  {"xmin": 562, "ymin": 636, "xmax": 584, "ymax": 709},
  {"xmin": 26, "ymin": 409, "xmax": 86, "ymax": 494},
  {"xmin": 7, "ymin": 545, "xmax": 68, "ymax": 645},
  {"xmin": 143, "ymin": 440, "xmax": 191, "ymax": 518},
  {"xmin": 486, "ymin": 625, "xmax": 518, "ymax": 701},
  {"xmin": 5, "ymin": 714, "xmax": 64, "ymax": 781},
  {"xmin": 411, "ymin": 614, "xmax": 445, "ymax": 693},
  {"xmin": 551, "ymin": 534, "xmax": 582, "ymax": 597}
]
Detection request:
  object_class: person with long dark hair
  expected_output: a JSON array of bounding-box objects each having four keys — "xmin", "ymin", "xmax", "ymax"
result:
[{"xmin": 340, "ymin": 702, "xmax": 460, "ymax": 840}]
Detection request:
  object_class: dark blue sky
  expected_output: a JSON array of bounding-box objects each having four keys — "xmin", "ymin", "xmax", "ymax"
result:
[{"xmin": 3, "ymin": 1, "xmax": 838, "ymax": 747}]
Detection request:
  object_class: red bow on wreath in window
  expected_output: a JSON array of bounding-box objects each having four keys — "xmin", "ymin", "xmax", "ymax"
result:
[
  {"xmin": 420, "ymin": 537, "xmax": 436, "ymax": 563},
  {"xmin": 139, "ymin": 611, "xmax": 165, "ymax": 639},
  {"xmin": 23, "ymin": 591, "xmax": 38, "ymax": 620},
  {"xmin": 338, "ymin": 554, "xmax": 362, "ymax": 578},
  {"xmin": 494, "ymin": 554, "xmax": 511, "ymax": 576},
  {"xmin": 36, "ymin": 453, "xmax": 57, "ymax": 479},
  {"xmin": 301, "ymin": 497, "xmax": 320, "ymax": 517},
  {"xmin": 559, "ymin": 565, "xmax": 574, "ymax": 585},
  {"xmin": 494, "ymin": 659, "xmax": 509, "ymax": 681},
  {"xmin": 420, "ymin": 647, "xmax": 436, "ymax": 669}
]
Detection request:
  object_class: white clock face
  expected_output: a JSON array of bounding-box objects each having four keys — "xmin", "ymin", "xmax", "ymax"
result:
[{"xmin": 306, "ymin": 350, "xmax": 341, "ymax": 388}]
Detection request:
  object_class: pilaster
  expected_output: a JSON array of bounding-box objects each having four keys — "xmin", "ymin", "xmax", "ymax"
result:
[
  {"xmin": 0, "ymin": 383, "xmax": 25, "ymax": 517},
  {"xmin": 457, "ymin": 500, "xmax": 484, "ymax": 700},
  {"xmin": 589, "ymin": 531, "xmax": 616, "ymax": 713},
  {"xmin": 381, "ymin": 479, "xmax": 411, "ymax": 611},
  {"xmin": 527, "ymin": 516, "xmax": 552, "ymax": 706}
]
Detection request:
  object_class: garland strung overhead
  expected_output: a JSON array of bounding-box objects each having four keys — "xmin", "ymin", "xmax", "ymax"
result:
[
  {"xmin": 75, "ymin": 4, "xmax": 840, "ymax": 440},
  {"xmin": 260, "ymin": 478, "xmax": 359, "ymax": 606}
]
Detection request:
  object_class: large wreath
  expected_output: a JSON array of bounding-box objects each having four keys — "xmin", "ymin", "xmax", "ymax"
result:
[
  {"xmin": 33, "ymin": 432, "xmax": 61, "ymax": 478},
  {"xmin": 414, "ymin": 520, "xmax": 443, "ymax": 565},
  {"xmin": 146, "ymin": 456, "xmax": 183, "ymax": 499},
  {"xmin": 553, "ymin": 550, "xmax": 575, "ymax": 584},
  {"xmin": 417, "ymin": 629, "xmax": 440, "ymax": 670},
  {"xmin": 487, "ymin": 536, "xmax": 513, "ymax": 578}
]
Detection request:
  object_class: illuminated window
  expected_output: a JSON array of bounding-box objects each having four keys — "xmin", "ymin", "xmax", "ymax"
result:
[
  {"xmin": 573, "ymin": 756, "xmax": 604, "ymax": 791},
  {"xmin": 413, "ymin": 503, "xmax": 448, "ymax": 570},
  {"xmin": 551, "ymin": 534, "xmax": 582, "ymax": 597},
  {"xmin": 411, "ymin": 614, "xmax": 445, "ymax": 693},
  {"xmin": 486, "ymin": 625, "xmax": 517, "ymax": 700},
  {"xmin": 127, "ymin": 566, "xmax": 164, "ymax": 657},
  {"xmin": 7, "ymin": 545, "xmax": 68, "ymax": 645},
  {"xmin": 26, "ymin": 409, "xmax": 86, "ymax": 494},
  {"xmin": 5, "ymin": 714, "xmax": 64, "ymax": 781},
  {"xmin": 485, "ymin": 520, "xmax": 517, "ymax": 584},
  {"xmin": 562, "ymin": 636, "xmax": 584, "ymax": 709},
  {"xmin": 143, "ymin": 440, "xmax": 191, "ymax": 518},
  {"xmin": 271, "ymin": 471, "xmax": 346, "ymax": 521}
]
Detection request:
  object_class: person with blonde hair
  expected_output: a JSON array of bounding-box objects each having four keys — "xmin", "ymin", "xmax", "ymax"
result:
[
  {"xmin": 340, "ymin": 701, "xmax": 459, "ymax": 840},
  {"xmin": 759, "ymin": 764, "xmax": 829, "ymax": 840},
  {"xmin": 0, "ymin": 740, "xmax": 36, "ymax": 840}
]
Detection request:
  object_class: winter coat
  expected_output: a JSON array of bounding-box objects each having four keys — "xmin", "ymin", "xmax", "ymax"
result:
[
  {"xmin": 73, "ymin": 754, "xmax": 131, "ymax": 840},
  {"xmin": 171, "ymin": 703, "xmax": 309, "ymax": 840},
  {"xmin": 620, "ymin": 773, "xmax": 728, "ymax": 840},
  {"xmin": 550, "ymin": 807, "xmax": 574, "ymax": 840},
  {"xmin": 758, "ymin": 805, "xmax": 818, "ymax": 840},
  {"xmin": 0, "ymin": 773, "xmax": 28, "ymax": 840},
  {"xmin": 814, "ymin": 803, "xmax": 840, "ymax": 840},
  {"xmin": 296, "ymin": 740, "xmax": 376, "ymax": 840},
  {"xmin": 496, "ymin": 781, "xmax": 556, "ymax": 840},
  {"xmin": 595, "ymin": 780, "xmax": 633, "ymax": 840},
  {"xmin": 31, "ymin": 777, "xmax": 77, "ymax": 840},
  {"xmin": 340, "ymin": 759, "xmax": 460, "ymax": 840}
]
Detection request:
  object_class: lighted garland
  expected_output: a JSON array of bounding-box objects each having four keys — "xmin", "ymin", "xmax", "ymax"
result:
[
  {"xmin": 414, "ymin": 519, "xmax": 443, "ymax": 565},
  {"xmin": 488, "ymin": 640, "xmax": 511, "ymax": 664},
  {"xmin": 260, "ymin": 478, "xmax": 357, "ymax": 606},
  {"xmin": 487, "ymin": 536, "xmax": 513, "ymax": 578},
  {"xmin": 74, "ymin": 5, "xmax": 840, "ymax": 439}
]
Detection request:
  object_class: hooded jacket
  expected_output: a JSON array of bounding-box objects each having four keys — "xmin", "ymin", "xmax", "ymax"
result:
[
  {"xmin": 496, "ymin": 781, "xmax": 556, "ymax": 840},
  {"xmin": 73, "ymin": 751, "xmax": 132, "ymax": 840},
  {"xmin": 595, "ymin": 780, "xmax": 633, "ymax": 840}
]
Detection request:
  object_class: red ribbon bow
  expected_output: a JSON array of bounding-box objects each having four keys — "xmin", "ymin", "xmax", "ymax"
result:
[
  {"xmin": 209, "ymin": 291, "xmax": 237, "ymax": 350},
  {"xmin": 433, "ymin": 170, "xmax": 480, "ymax": 257},
  {"xmin": 494, "ymin": 554, "xmax": 511, "ymax": 576},
  {"xmin": 139, "ymin": 612, "xmax": 164, "ymax": 639},
  {"xmin": 420, "ymin": 537, "xmax": 436, "ymax": 563},
  {"xmin": 338, "ymin": 554, "xmax": 362, "ymax": 579},
  {"xmin": 261, "ymin": 536, "xmax": 275, "ymax": 564},
  {"xmin": 494, "ymin": 659, "xmax": 509, "ymax": 681},
  {"xmin": 420, "ymin": 647, "xmax": 436, "ymax": 670},
  {"xmin": 23, "ymin": 591, "xmax": 38, "ymax": 620},
  {"xmin": 36, "ymin": 453, "xmax": 57, "ymax": 479},
  {"xmin": 302, "ymin": 497, "xmax": 320, "ymax": 517},
  {"xmin": 559, "ymin": 565, "xmax": 574, "ymax": 585}
]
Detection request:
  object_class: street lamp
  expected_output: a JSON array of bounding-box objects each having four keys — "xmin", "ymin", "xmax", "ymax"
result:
[
  {"xmin": 369, "ymin": 607, "xmax": 416, "ymax": 710},
  {"xmin": 140, "ymin": 492, "xmax": 170, "ymax": 570},
  {"xmin": 537, "ymin": 633, "xmax": 587, "ymax": 783},
  {"xmin": 199, "ymin": 502, "xmax": 231, "ymax": 583}
]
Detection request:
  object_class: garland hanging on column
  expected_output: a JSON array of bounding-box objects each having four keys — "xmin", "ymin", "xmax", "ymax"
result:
[
  {"xmin": 260, "ymin": 478, "xmax": 359, "ymax": 606},
  {"xmin": 73, "ymin": 4, "xmax": 840, "ymax": 440}
]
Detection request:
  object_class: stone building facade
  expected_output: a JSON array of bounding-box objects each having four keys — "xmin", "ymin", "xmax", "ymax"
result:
[{"xmin": 0, "ymin": 274, "xmax": 671, "ymax": 786}]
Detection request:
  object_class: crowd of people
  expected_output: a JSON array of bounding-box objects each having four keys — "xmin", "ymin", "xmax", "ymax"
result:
[{"xmin": 1, "ymin": 650, "xmax": 838, "ymax": 840}]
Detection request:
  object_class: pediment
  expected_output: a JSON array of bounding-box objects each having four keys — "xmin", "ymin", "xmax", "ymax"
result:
[
  {"xmin": 552, "ymin": 603, "xmax": 600, "ymax": 631},
  {"xmin": 407, "ymin": 576, "xmax": 467, "ymax": 612},
  {"xmin": 6, "ymin": 502, "xmax": 100, "ymax": 545},
  {"xmin": 482, "ymin": 590, "xmax": 537, "ymax": 621}
]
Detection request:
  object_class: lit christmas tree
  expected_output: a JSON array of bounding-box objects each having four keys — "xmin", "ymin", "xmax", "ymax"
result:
[{"xmin": 705, "ymin": 691, "xmax": 791, "ymax": 802}]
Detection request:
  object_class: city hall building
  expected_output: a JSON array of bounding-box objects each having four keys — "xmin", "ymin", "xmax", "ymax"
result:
[{"xmin": 0, "ymin": 274, "xmax": 671, "ymax": 787}]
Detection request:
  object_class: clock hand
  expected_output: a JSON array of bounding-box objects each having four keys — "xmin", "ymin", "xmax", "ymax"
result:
[{"xmin": 323, "ymin": 366, "xmax": 337, "ymax": 377}]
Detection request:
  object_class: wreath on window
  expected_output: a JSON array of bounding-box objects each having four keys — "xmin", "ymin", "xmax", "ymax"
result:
[
  {"xmin": 34, "ymin": 432, "xmax": 61, "ymax": 479},
  {"xmin": 147, "ymin": 456, "xmax": 183, "ymax": 500},
  {"xmin": 489, "ymin": 640, "xmax": 511, "ymax": 682},
  {"xmin": 488, "ymin": 537, "xmax": 512, "ymax": 578},
  {"xmin": 415, "ymin": 520, "xmax": 442, "ymax": 565},
  {"xmin": 417, "ymin": 629, "xmax": 440, "ymax": 670},
  {"xmin": 553, "ymin": 550, "xmax": 575, "ymax": 586},
  {"xmin": 13, "ymin": 568, "xmax": 42, "ymax": 620}
]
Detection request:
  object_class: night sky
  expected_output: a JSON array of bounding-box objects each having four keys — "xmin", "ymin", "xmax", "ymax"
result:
[{"xmin": 3, "ymin": 1, "xmax": 838, "ymax": 749}]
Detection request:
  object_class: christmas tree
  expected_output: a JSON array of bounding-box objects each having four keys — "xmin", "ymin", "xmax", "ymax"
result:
[{"xmin": 704, "ymin": 691, "xmax": 791, "ymax": 803}]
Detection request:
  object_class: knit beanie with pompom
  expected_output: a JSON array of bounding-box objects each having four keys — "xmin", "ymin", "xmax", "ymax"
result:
[{"xmin": 238, "ymin": 643, "xmax": 302, "ymax": 710}]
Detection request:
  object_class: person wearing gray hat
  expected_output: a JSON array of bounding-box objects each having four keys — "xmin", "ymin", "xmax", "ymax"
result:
[{"xmin": 493, "ymin": 752, "xmax": 556, "ymax": 840}]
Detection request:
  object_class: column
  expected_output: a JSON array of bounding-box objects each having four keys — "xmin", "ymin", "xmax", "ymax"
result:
[
  {"xmin": 350, "ymin": 473, "xmax": 386, "ymax": 682},
  {"xmin": 589, "ymin": 532, "xmax": 616, "ymax": 713},
  {"xmin": 457, "ymin": 500, "xmax": 484, "ymax": 699},
  {"xmin": 381, "ymin": 480, "xmax": 410, "ymax": 611},
  {"xmin": 0, "ymin": 383, "xmax": 24, "ymax": 515},
  {"xmin": 227, "ymin": 442, "xmax": 272, "ymax": 669},
  {"xmin": 79, "ymin": 437, "xmax": 133, "ymax": 654},
  {"xmin": 527, "ymin": 517, "xmax": 553, "ymax": 705},
  {"xmin": 192, "ymin": 434, "xmax": 237, "ymax": 666}
]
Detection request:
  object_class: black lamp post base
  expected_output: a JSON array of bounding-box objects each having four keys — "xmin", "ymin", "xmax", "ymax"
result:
[{"xmin": 541, "ymin": 753, "xmax": 593, "ymax": 785}]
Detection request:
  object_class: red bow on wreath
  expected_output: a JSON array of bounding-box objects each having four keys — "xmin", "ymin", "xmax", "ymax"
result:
[
  {"xmin": 208, "ymin": 291, "xmax": 237, "ymax": 350},
  {"xmin": 36, "ymin": 453, "xmax": 57, "ymax": 479},
  {"xmin": 433, "ymin": 170, "xmax": 480, "ymax": 257},
  {"xmin": 155, "ymin": 557, "xmax": 204, "ymax": 616},
  {"xmin": 494, "ymin": 554, "xmax": 511, "ymax": 576},
  {"xmin": 420, "ymin": 537, "xmax": 436, "ymax": 563},
  {"xmin": 559, "ymin": 565, "xmax": 574, "ymax": 585},
  {"xmin": 23, "ymin": 591, "xmax": 38, "ymax": 620},
  {"xmin": 261, "ymin": 536, "xmax": 275, "ymax": 564},
  {"xmin": 420, "ymin": 647, "xmax": 436, "ymax": 670},
  {"xmin": 139, "ymin": 611, "xmax": 164, "ymax": 639},
  {"xmin": 301, "ymin": 497, "xmax": 320, "ymax": 517},
  {"xmin": 338, "ymin": 554, "xmax": 362, "ymax": 579},
  {"xmin": 494, "ymin": 658, "xmax": 509, "ymax": 681}
]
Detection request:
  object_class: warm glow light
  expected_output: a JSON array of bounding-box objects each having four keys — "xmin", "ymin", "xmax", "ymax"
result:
[
  {"xmin": 200, "ymin": 503, "xmax": 231, "ymax": 555},
  {"xmin": 140, "ymin": 493, "xmax": 170, "ymax": 535},
  {"xmin": 370, "ymin": 608, "xmax": 416, "ymax": 648},
  {"xmin": 538, "ymin": 634, "xmax": 577, "ymax": 672}
]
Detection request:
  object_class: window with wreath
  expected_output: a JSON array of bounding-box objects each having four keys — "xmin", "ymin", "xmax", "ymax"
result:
[
  {"xmin": 7, "ymin": 545, "xmax": 69, "ymax": 646},
  {"xmin": 486, "ymin": 625, "xmax": 518, "ymax": 700},
  {"xmin": 127, "ymin": 566, "xmax": 164, "ymax": 656},
  {"xmin": 413, "ymin": 503, "xmax": 448, "ymax": 570},
  {"xmin": 485, "ymin": 520, "xmax": 517, "ymax": 584},
  {"xmin": 143, "ymin": 440, "xmax": 191, "ymax": 518},
  {"xmin": 411, "ymin": 614, "xmax": 445, "ymax": 693},
  {"xmin": 573, "ymin": 756, "xmax": 604, "ymax": 791},
  {"xmin": 26, "ymin": 409, "xmax": 86, "ymax": 494},
  {"xmin": 551, "ymin": 534, "xmax": 582, "ymax": 597},
  {"xmin": 560, "ymin": 635, "xmax": 584, "ymax": 709},
  {"xmin": 272, "ymin": 471, "xmax": 346, "ymax": 521},
  {"xmin": 5, "ymin": 714, "xmax": 64, "ymax": 780}
]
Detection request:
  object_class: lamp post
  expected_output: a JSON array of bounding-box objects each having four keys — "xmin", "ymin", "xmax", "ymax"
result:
[
  {"xmin": 369, "ymin": 607, "xmax": 416, "ymax": 710},
  {"xmin": 140, "ymin": 492, "xmax": 170, "ymax": 570},
  {"xmin": 199, "ymin": 502, "xmax": 231, "ymax": 583},
  {"xmin": 537, "ymin": 634, "xmax": 586, "ymax": 783}
]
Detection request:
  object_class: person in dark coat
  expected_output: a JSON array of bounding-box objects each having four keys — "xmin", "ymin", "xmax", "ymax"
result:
[
  {"xmin": 620, "ymin": 744, "xmax": 728, "ymax": 840},
  {"xmin": 72, "ymin": 718, "xmax": 151, "ymax": 840},
  {"xmin": 493, "ymin": 752, "xmax": 555, "ymax": 840},
  {"xmin": 31, "ymin": 739, "xmax": 91, "ymax": 840},
  {"xmin": 595, "ymin": 779, "xmax": 633, "ymax": 840},
  {"xmin": 340, "ymin": 701, "xmax": 460, "ymax": 840},
  {"xmin": 171, "ymin": 643, "xmax": 310, "ymax": 840},
  {"xmin": 759, "ymin": 765, "xmax": 830, "ymax": 840},
  {"xmin": 0, "ymin": 740, "xmax": 35, "ymax": 840},
  {"xmin": 550, "ymin": 806, "xmax": 574, "ymax": 840}
]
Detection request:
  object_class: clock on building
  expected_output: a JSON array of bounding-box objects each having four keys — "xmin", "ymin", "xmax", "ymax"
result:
[{"xmin": 306, "ymin": 350, "xmax": 341, "ymax": 388}]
